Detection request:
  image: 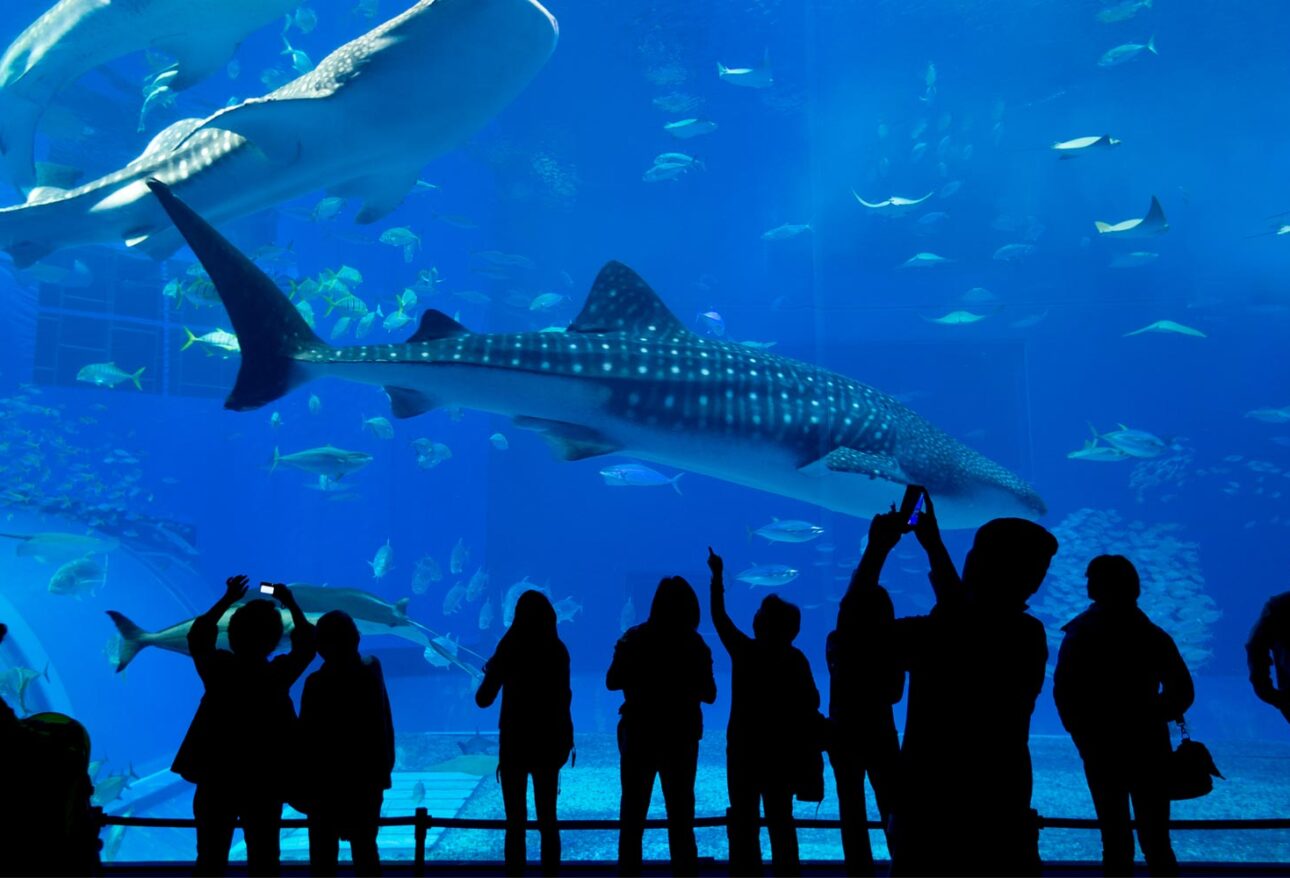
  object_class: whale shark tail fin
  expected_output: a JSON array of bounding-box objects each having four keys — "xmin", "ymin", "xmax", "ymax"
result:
[{"xmin": 147, "ymin": 179, "xmax": 325, "ymax": 411}]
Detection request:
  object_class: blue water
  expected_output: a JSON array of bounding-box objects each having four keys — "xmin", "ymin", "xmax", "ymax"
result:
[{"xmin": 1, "ymin": 0, "xmax": 1289, "ymax": 864}]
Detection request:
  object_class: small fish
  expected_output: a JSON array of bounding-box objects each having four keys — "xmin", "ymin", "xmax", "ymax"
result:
[
  {"xmin": 752, "ymin": 519, "xmax": 824, "ymax": 543},
  {"xmin": 1096, "ymin": 0, "xmax": 1152, "ymax": 23},
  {"xmin": 329, "ymin": 316, "xmax": 352, "ymax": 340},
  {"xmin": 450, "ymin": 538, "xmax": 469, "ymax": 575},
  {"xmin": 281, "ymin": 37, "xmax": 314, "ymax": 75},
  {"xmin": 489, "ymin": 433, "xmax": 509, "ymax": 450},
  {"xmin": 736, "ymin": 339, "xmax": 778, "ymax": 350},
  {"xmin": 1052, "ymin": 134, "xmax": 1121, "ymax": 157},
  {"xmin": 286, "ymin": 5, "xmax": 319, "ymax": 33},
  {"xmin": 355, "ymin": 310, "xmax": 378, "ymax": 338},
  {"xmin": 939, "ymin": 180, "xmax": 962, "ymax": 198},
  {"xmin": 362, "ymin": 416, "xmax": 395, "ymax": 439},
  {"xmin": 553, "ymin": 597, "xmax": 583, "ymax": 624},
  {"xmin": 736, "ymin": 564, "xmax": 800, "ymax": 588},
  {"xmin": 411, "ymin": 438, "xmax": 452, "ymax": 469},
  {"xmin": 1098, "ymin": 37, "xmax": 1157, "ymax": 67},
  {"xmin": 441, "ymin": 583, "xmax": 467, "ymax": 616},
  {"xmin": 478, "ymin": 598, "xmax": 494, "ymax": 630},
  {"xmin": 925, "ymin": 310, "xmax": 987, "ymax": 326},
  {"xmin": 697, "ymin": 310, "xmax": 725, "ymax": 337},
  {"xmin": 643, "ymin": 162, "xmax": 692, "ymax": 183},
  {"xmin": 1246, "ymin": 407, "xmax": 1290, "ymax": 424},
  {"xmin": 466, "ymin": 566, "xmax": 489, "ymax": 602},
  {"xmin": 272, "ymin": 445, "xmax": 374, "ymax": 480},
  {"xmin": 1123, "ymin": 320, "xmax": 1205, "ymax": 338},
  {"xmin": 411, "ymin": 781, "xmax": 425, "ymax": 806},
  {"xmin": 295, "ymin": 299, "xmax": 316, "ymax": 329},
  {"xmin": 900, "ymin": 252, "xmax": 951, "ymax": 268},
  {"xmin": 993, "ymin": 243, "xmax": 1034, "ymax": 262},
  {"xmin": 270, "ymin": 411, "xmax": 284, "ymax": 430},
  {"xmin": 49, "ymin": 555, "xmax": 107, "ymax": 597},
  {"xmin": 663, "ymin": 118, "xmax": 718, "ymax": 139},
  {"xmin": 77, "ymin": 362, "xmax": 145, "ymax": 390},
  {"xmin": 181, "ymin": 327, "xmax": 240, "ymax": 354},
  {"xmin": 761, "ymin": 223, "xmax": 812, "ymax": 241},
  {"xmin": 369, "ymin": 539, "xmax": 395, "ymax": 579},
  {"xmin": 600, "ymin": 464, "xmax": 684, "ymax": 494},
  {"xmin": 379, "ymin": 227, "xmax": 421, "ymax": 262},
  {"xmin": 529, "ymin": 292, "xmax": 566, "ymax": 312},
  {"xmin": 383, "ymin": 306, "xmax": 413, "ymax": 332},
  {"xmin": 1066, "ymin": 440, "xmax": 1131, "ymax": 462},
  {"xmin": 1095, "ymin": 424, "xmax": 1170, "ymax": 459},
  {"xmin": 310, "ymin": 196, "xmax": 345, "ymax": 222},
  {"xmin": 717, "ymin": 58, "xmax": 773, "ymax": 88},
  {"xmin": 411, "ymin": 555, "xmax": 442, "ymax": 594}
]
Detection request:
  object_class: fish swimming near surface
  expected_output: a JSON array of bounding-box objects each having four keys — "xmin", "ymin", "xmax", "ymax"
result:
[
  {"xmin": 0, "ymin": 0, "xmax": 559, "ymax": 268},
  {"xmin": 106, "ymin": 584, "xmax": 481, "ymax": 677},
  {"xmin": 0, "ymin": 0, "xmax": 298, "ymax": 193},
  {"xmin": 1095, "ymin": 195, "xmax": 1168, "ymax": 238},
  {"xmin": 146, "ymin": 181, "xmax": 1046, "ymax": 529}
]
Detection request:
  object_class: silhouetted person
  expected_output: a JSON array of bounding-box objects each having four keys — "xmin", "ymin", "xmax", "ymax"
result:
[
  {"xmin": 882, "ymin": 496, "xmax": 1057, "ymax": 877},
  {"xmin": 1055, "ymin": 555, "xmax": 1194, "ymax": 878},
  {"xmin": 173, "ymin": 577, "xmax": 316, "ymax": 877},
  {"xmin": 828, "ymin": 516, "xmax": 906, "ymax": 876},
  {"xmin": 607, "ymin": 576, "xmax": 717, "ymax": 877},
  {"xmin": 708, "ymin": 547, "xmax": 820, "ymax": 878},
  {"xmin": 1247, "ymin": 592, "xmax": 1290, "ymax": 725},
  {"xmin": 300, "ymin": 610, "xmax": 395, "ymax": 877},
  {"xmin": 476, "ymin": 590, "xmax": 573, "ymax": 877}
]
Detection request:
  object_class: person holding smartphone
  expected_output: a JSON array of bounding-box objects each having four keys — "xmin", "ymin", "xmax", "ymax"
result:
[{"xmin": 172, "ymin": 576, "xmax": 317, "ymax": 877}]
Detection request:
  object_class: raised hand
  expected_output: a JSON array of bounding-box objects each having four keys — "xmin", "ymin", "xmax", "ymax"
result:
[
  {"xmin": 707, "ymin": 546, "xmax": 724, "ymax": 577},
  {"xmin": 224, "ymin": 574, "xmax": 250, "ymax": 603}
]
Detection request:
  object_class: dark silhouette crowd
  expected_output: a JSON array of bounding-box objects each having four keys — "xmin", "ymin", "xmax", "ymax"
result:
[{"xmin": 8, "ymin": 485, "xmax": 1290, "ymax": 877}]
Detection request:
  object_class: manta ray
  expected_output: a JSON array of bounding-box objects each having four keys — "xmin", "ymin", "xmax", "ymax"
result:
[
  {"xmin": 0, "ymin": 0, "xmax": 297, "ymax": 194},
  {"xmin": 0, "ymin": 0, "xmax": 558, "ymax": 267},
  {"xmin": 148, "ymin": 181, "xmax": 1045, "ymax": 529}
]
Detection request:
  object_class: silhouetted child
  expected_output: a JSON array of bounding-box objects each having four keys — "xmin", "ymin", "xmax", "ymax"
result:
[
  {"xmin": 1055, "ymin": 555, "xmax": 1193, "ymax": 878},
  {"xmin": 607, "ymin": 576, "xmax": 717, "ymax": 877},
  {"xmin": 1247, "ymin": 591, "xmax": 1290, "ymax": 725},
  {"xmin": 172, "ymin": 576, "xmax": 316, "ymax": 877},
  {"xmin": 300, "ymin": 610, "xmax": 394, "ymax": 877},
  {"xmin": 828, "ymin": 515, "xmax": 906, "ymax": 876},
  {"xmin": 708, "ymin": 547, "xmax": 820, "ymax": 878},
  {"xmin": 476, "ymin": 590, "xmax": 573, "ymax": 877},
  {"xmin": 882, "ymin": 496, "xmax": 1057, "ymax": 878}
]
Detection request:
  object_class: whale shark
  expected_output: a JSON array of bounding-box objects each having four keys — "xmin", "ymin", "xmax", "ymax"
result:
[
  {"xmin": 148, "ymin": 181, "xmax": 1046, "ymax": 529},
  {"xmin": 0, "ymin": 0, "xmax": 558, "ymax": 267},
  {"xmin": 0, "ymin": 0, "xmax": 298, "ymax": 194}
]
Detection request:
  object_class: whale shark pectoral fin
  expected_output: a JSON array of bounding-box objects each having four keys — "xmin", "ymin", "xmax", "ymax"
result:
[
  {"xmin": 187, "ymin": 97, "xmax": 308, "ymax": 165},
  {"xmin": 342, "ymin": 167, "xmax": 420, "ymax": 224},
  {"xmin": 513, "ymin": 416, "xmax": 621, "ymax": 461},
  {"xmin": 384, "ymin": 387, "xmax": 438, "ymax": 419},
  {"xmin": 799, "ymin": 447, "xmax": 910, "ymax": 483},
  {"xmin": 154, "ymin": 32, "xmax": 241, "ymax": 91}
]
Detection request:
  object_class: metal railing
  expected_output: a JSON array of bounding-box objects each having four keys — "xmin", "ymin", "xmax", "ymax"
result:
[{"xmin": 93, "ymin": 809, "xmax": 1290, "ymax": 875}]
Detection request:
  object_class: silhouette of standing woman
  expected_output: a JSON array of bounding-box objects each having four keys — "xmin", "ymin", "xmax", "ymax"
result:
[
  {"xmin": 1054, "ymin": 555, "xmax": 1193, "ymax": 878},
  {"xmin": 477, "ymin": 590, "xmax": 574, "ymax": 877},
  {"xmin": 608, "ymin": 575, "xmax": 717, "ymax": 876},
  {"xmin": 708, "ymin": 547, "xmax": 820, "ymax": 878},
  {"xmin": 173, "ymin": 576, "xmax": 316, "ymax": 877}
]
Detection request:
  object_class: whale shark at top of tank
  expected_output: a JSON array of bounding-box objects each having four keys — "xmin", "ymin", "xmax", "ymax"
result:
[
  {"xmin": 0, "ymin": 0, "xmax": 559, "ymax": 268},
  {"xmin": 0, "ymin": 0, "xmax": 300, "ymax": 195}
]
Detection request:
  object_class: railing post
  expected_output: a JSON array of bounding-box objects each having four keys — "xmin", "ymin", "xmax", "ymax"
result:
[{"xmin": 414, "ymin": 807, "xmax": 429, "ymax": 878}]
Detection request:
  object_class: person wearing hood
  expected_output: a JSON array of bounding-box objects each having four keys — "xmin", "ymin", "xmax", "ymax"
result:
[
  {"xmin": 1054, "ymin": 555, "xmax": 1194, "ymax": 878},
  {"xmin": 607, "ymin": 576, "xmax": 716, "ymax": 876}
]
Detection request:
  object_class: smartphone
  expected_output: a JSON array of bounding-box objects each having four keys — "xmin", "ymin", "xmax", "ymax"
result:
[
  {"xmin": 898, "ymin": 484, "xmax": 927, "ymax": 527},
  {"xmin": 259, "ymin": 583, "xmax": 275, "ymax": 595}
]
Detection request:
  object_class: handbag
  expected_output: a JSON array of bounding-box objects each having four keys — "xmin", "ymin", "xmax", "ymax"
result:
[{"xmin": 1167, "ymin": 718, "xmax": 1223, "ymax": 801}]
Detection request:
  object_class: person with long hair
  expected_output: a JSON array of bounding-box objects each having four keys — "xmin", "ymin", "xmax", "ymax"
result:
[
  {"xmin": 476, "ymin": 590, "xmax": 574, "ymax": 877},
  {"xmin": 607, "ymin": 576, "xmax": 717, "ymax": 876}
]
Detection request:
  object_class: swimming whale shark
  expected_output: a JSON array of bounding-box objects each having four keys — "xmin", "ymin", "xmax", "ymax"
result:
[
  {"xmin": 0, "ymin": 0, "xmax": 298, "ymax": 194},
  {"xmin": 0, "ymin": 0, "xmax": 558, "ymax": 267},
  {"xmin": 148, "ymin": 181, "xmax": 1045, "ymax": 529}
]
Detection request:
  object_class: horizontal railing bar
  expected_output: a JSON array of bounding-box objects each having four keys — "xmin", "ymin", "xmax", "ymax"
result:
[{"xmin": 95, "ymin": 815, "xmax": 1290, "ymax": 832}]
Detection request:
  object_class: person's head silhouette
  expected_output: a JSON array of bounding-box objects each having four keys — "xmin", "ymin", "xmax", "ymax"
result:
[
  {"xmin": 648, "ymin": 576, "xmax": 700, "ymax": 630},
  {"xmin": 752, "ymin": 594, "xmax": 801, "ymax": 645},
  {"xmin": 507, "ymin": 590, "xmax": 559, "ymax": 643},
  {"xmin": 962, "ymin": 517, "xmax": 1058, "ymax": 607},
  {"xmin": 1086, "ymin": 554, "xmax": 1140, "ymax": 608},
  {"xmin": 316, "ymin": 610, "xmax": 361, "ymax": 662},
  {"xmin": 227, "ymin": 599, "xmax": 283, "ymax": 660}
]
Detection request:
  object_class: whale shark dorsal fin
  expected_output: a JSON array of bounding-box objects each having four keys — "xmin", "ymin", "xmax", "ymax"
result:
[
  {"xmin": 568, "ymin": 261, "xmax": 687, "ymax": 336},
  {"xmin": 799, "ymin": 447, "xmax": 909, "ymax": 483},
  {"xmin": 407, "ymin": 309, "xmax": 470, "ymax": 343}
]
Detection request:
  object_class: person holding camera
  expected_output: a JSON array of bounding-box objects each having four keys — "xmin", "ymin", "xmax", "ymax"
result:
[{"xmin": 172, "ymin": 576, "xmax": 316, "ymax": 877}]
